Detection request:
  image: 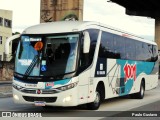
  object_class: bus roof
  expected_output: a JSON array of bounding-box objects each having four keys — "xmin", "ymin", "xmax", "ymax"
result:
[
  {"xmin": 22, "ymin": 21, "xmax": 157, "ymax": 45},
  {"xmin": 23, "ymin": 21, "xmax": 90, "ymax": 34}
]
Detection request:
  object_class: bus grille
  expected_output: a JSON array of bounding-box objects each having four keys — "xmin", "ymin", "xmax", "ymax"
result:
[
  {"xmin": 21, "ymin": 89, "xmax": 36, "ymax": 94},
  {"xmin": 23, "ymin": 96, "xmax": 57, "ymax": 103},
  {"xmin": 21, "ymin": 89, "xmax": 59, "ymax": 94}
]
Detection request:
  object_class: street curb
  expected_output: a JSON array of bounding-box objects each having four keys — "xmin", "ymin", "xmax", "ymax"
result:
[
  {"xmin": 0, "ymin": 81, "xmax": 12, "ymax": 98},
  {"xmin": 0, "ymin": 93, "xmax": 12, "ymax": 98},
  {"xmin": 0, "ymin": 81, "xmax": 12, "ymax": 85}
]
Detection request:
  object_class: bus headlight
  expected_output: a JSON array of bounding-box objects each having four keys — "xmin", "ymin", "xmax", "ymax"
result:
[
  {"xmin": 13, "ymin": 83, "xmax": 24, "ymax": 91},
  {"xmin": 57, "ymin": 82, "xmax": 78, "ymax": 91}
]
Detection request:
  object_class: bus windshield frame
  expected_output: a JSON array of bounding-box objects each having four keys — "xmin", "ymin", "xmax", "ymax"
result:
[{"xmin": 14, "ymin": 32, "xmax": 80, "ymax": 81}]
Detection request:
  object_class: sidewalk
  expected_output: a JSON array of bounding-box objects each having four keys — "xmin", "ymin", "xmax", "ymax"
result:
[{"xmin": 0, "ymin": 80, "xmax": 12, "ymax": 98}]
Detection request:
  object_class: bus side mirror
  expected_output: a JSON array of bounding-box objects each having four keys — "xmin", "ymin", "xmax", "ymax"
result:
[
  {"xmin": 83, "ymin": 31, "xmax": 90, "ymax": 53},
  {"xmin": 5, "ymin": 34, "xmax": 21, "ymax": 61},
  {"xmin": 5, "ymin": 34, "xmax": 20, "ymax": 55}
]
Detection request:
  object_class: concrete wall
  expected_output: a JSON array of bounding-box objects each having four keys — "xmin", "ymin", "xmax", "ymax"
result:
[
  {"xmin": 40, "ymin": 0, "xmax": 84, "ymax": 22},
  {"xmin": 0, "ymin": 9, "xmax": 12, "ymax": 61},
  {"xmin": 0, "ymin": 62, "xmax": 14, "ymax": 81}
]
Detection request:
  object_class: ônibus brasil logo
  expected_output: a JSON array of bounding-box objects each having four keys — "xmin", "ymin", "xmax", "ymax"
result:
[{"xmin": 123, "ymin": 63, "xmax": 136, "ymax": 82}]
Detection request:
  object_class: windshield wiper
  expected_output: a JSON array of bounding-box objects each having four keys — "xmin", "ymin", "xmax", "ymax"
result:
[{"xmin": 24, "ymin": 55, "xmax": 39, "ymax": 78}]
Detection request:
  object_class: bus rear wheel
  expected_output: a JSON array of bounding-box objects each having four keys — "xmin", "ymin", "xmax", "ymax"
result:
[
  {"xmin": 130, "ymin": 81, "xmax": 145, "ymax": 99},
  {"xmin": 86, "ymin": 88, "xmax": 101, "ymax": 110}
]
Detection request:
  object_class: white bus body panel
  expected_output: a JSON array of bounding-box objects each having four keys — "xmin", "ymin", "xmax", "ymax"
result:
[{"xmin": 13, "ymin": 21, "xmax": 158, "ymax": 107}]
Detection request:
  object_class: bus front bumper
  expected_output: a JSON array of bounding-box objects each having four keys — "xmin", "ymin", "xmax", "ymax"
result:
[{"xmin": 12, "ymin": 87, "xmax": 79, "ymax": 107}]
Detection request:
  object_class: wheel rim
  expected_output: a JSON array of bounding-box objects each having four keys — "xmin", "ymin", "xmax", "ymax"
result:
[
  {"xmin": 141, "ymin": 85, "xmax": 144, "ymax": 97},
  {"xmin": 94, "ymin": 91, "xmax": 100, "ymax": 106}
]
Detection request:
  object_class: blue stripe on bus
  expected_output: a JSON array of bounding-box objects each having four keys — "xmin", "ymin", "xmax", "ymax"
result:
[
  {"xmin": 117, "ymin": 60, "xmax": 155, "ymax": 78},
  {"xmin": 54, "ymin": 78, "xmax": 71, "ymax": 85},
  {"xmin": 117, "ymin": 59, "xmax": 155, "ymax": 95}
]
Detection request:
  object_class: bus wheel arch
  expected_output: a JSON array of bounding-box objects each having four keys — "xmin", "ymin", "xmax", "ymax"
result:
[
  {"xmin": 86, "ymin": 81, "xmax": 105, "ymax": 110},
  {"xmin": 130, "ymin": 78, "xmax": 145, "ymax": 99},
  {"xmin": 97, "ymin": 81, "xmax": 105, "ymax": 102}
]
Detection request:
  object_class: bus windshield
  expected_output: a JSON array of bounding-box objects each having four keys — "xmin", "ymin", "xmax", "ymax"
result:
[{"xmin": 15, "ymin": 34, "xmax": 79, "ymax": 78}]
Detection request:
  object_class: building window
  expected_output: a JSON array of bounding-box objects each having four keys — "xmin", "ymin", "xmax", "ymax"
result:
[
  {"xmin": 0, "ymin": 36, "xmax": 2, "ymax": 44},
  {"xmin": 4, "ymin": 19, "xmax": 12, "ymax": 28},
  {"xmin": 0, "ymin": 17, "xmax": 3, "ymax": 26}
]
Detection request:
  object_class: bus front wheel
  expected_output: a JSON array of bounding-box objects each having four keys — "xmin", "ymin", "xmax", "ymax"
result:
[{"xmin": 86, "ymin": 88, "xmax": 101, "ymax": 110}]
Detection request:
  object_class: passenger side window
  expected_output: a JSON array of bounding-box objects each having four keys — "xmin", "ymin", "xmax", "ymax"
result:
[
  {"xmin": 125, "ymin": 38, "xmax": 136, "ymax": 60},
  {"xmin": 99, "ymin": 32, "xmax": 114, "ymax": 58},
  {"xmin": 152, "ymin": 45, "xmax": 158, "ymax": 62},
  {"xmin": 136, "ymin": 41, "xmax": 143, "ymax": 61},
  {"xmin": 114, "ymin": 36, "xmax": 125, "ymax": 59},
  {"xmin": 98, "ymin": 31, "xmax": 158, "ymax": 62},
  {"xmin": 142, "ymin": 43, "xmax": 151, "ymax": 61}
]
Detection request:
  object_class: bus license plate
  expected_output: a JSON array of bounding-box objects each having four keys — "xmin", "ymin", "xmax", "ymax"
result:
[{"xmin": 34, "ymin": 101, "xmax": 46, "ymax": 106}]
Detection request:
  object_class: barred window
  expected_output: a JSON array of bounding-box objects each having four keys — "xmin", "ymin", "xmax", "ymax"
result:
[
  {"xmin": 0, "ymin": 36, "xmax": 2, "ymax": 44},
  {"xmin": 4, "ymin": 19, "xmax": 12, "ymax": 28},
  {"xmin": 0, "ymin": 17, "xmax": 3, "ymax": 26}
]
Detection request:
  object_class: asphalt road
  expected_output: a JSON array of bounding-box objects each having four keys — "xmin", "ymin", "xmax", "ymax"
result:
[{"xmin": 0, "ymin": 81, "xmax": 160, "ymax": 119}]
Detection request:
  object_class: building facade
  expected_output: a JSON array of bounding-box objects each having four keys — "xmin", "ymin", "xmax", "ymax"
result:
[
  {"xmin": 40, "ymin": 0, "xmax": 84, "ymax": 23},
  {"xmin": 0, "ymin": 9, "xmax": 12, "ymax": 61}
]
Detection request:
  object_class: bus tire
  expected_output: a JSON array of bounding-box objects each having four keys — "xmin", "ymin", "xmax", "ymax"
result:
[
  {"xmin": 130, "ymin": 80, "xmax": 145, "ymax": 99},
  {"xmin": 42, "ymin": 106, "xmax": 53, "ymax": 109},
  {"xmin": 86, "ymin": 87, "xmax": 101, "ymax": 110}
]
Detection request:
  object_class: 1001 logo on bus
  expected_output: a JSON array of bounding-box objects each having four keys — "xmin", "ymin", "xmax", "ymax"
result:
[{"xmin": 123, "ymin": 63, "xmax": 136, "ymax": 82}]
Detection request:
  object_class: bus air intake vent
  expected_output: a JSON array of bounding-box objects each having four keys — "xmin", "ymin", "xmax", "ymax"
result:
[{"xmin": 23, "ymin": 96, "xmax": 57, "ymax": 103}]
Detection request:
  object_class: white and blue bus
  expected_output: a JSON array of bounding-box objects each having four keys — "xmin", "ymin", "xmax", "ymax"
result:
[{"xmin": 12, "ymin": 21, "xmax": 158, "ymax": 110}]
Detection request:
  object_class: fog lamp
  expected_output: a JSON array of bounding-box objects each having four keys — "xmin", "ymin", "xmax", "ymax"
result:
[
  {"xmin": 13, "ymin": 94, "xmax": 19, "ymax": 100},
  {"xmin": 63, "ymin": 95, "xmax": 72, "ymax": 102}
]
